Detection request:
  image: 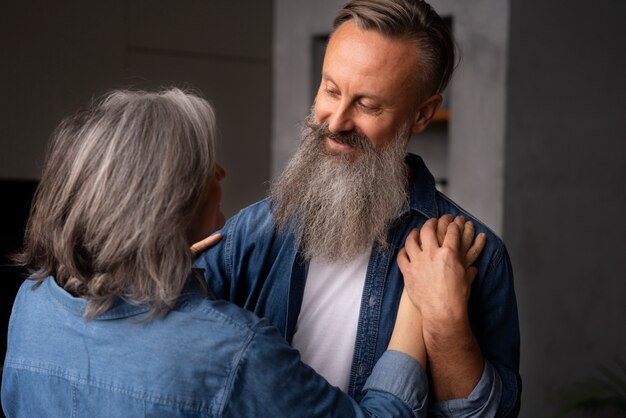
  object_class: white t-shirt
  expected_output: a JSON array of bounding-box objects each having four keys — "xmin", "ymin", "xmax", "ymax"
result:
[{"xmin": 291, "ymin": 249, "xmax": 371, "ymax": 392}]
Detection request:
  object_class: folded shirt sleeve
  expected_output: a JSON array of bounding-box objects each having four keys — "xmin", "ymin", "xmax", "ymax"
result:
[
  {"xmin": 430, "ymin": 359, "xmax": 503, "ymax": 418},
  {"xmin": 362, "ymin": 349, "xmax": 429, "ymax": 417}
]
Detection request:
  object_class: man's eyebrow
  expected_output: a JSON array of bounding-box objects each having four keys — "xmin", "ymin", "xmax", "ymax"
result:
[
  {"xmin": 321, "ymin": 73, "xmax": 336, "ymax": 86},
  {"xmin": 321, "ymin": 73, "xmax": 386, "ymax": 103}
]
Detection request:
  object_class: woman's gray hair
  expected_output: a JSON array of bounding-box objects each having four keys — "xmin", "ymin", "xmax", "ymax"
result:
[{"xmin": 17, "ymin": 88, "xmax": 216, "ymax": 319}]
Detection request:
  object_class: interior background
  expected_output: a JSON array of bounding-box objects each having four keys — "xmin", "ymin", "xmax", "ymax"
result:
[{"xmin": 2, "ymin": 1, "xmax": 625, "ymax": 417}]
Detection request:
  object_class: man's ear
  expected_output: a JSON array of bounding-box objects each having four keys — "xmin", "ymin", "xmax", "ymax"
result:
[{"xmin": 411, "ymin": 94, "xmax": 443, "ymax": 134}]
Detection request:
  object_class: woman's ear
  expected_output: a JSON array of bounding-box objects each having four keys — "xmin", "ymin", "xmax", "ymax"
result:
[{"xmin": 412, "ymin": 94, "xmax": 443, "ymax": 134}]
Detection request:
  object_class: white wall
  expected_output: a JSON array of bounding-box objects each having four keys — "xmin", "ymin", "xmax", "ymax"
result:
[
  {"xmin": 434, "ymin": 0, "xmax": 510, "ymax": 235},
  {"xmin": 272, "ymin": 0, "xmax": 345, "ymax": 177}
]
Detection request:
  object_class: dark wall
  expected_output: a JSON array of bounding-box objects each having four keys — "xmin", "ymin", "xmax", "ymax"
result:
[
  {"xmin": 0, "ymin": 181, "xmax": 37, "ymax": 418},
  {"xmin": 504, "ymin": 1, "xmax": 626, "ymax": 416},
  {"xmin": 1, "ymin": 0, "xmax": 273, "ymax": 217},
  {"xmin": 0, "ymin": 182, "xmax": 38, "ymax": 362}
]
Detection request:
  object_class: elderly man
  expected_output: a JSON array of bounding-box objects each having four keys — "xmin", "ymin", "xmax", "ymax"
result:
[{"xmin": 196, "ymin": 0, "xmax": 520, "ymax": 416}]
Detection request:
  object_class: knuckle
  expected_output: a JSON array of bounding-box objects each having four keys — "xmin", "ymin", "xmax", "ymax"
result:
[{"xmin": 441, "ymin": 246, "xmax": 456, "ymax": 259}]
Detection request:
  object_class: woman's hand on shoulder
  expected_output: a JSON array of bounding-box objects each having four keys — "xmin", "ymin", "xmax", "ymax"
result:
[{"xmin": 190, "ymin": 233, "xmax": 223, "ymax": 256}]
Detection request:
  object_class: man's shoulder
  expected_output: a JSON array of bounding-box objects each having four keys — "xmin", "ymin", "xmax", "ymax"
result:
[
  {"xmin": 434, "ymin": 191, "xmax": 504, "ymax": 247},
  {"xmin": 427, "ymin": 191, "xmax": 511, "ymax": 282},
  {"xmin": 222, "ymin": 198, "xmax": 275, "ymax": 234},
  {"xmin": 177, "ymin": 295, "xmax": 269, "ymax": 336},
  {"xmin": 405, "ymin": 153, "xmax": 504, "ymax": 248},
  {"xmin": 223, "ymin": 197, "xmax": 300, "ymax": 245},
  {"xmin": 229, "ymin": 197, "xmax": 273, "ymax": 224},
  {"xmin": 211, "ymin": 197, "xmax": 298, "ymax": 263}
]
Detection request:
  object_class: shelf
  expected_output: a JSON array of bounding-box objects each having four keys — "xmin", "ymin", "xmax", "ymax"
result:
[{"xmin": 432, "ymin": 108, "xmax": 449, "ymax": 123}]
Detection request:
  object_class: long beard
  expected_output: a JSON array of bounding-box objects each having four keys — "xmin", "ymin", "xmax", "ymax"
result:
[{"xmin": 270, "ymin": 113, "xmax": 410, "ymax": 263}]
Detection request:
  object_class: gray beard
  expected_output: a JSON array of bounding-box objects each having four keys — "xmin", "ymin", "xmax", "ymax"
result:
[{"xmin": 270, "ymin": 114, "xmax": 410, "ymax": 263}]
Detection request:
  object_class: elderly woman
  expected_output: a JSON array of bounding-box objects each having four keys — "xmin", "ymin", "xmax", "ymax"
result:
[{"xmin": 1, "ymin": 89, "xmax": 443, "ymax": 417}]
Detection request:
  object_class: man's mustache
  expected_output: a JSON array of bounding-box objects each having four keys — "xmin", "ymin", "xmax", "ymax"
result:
[{"xmin": 305, "ymin": 119, "xmax": 370, "ymax": 150}]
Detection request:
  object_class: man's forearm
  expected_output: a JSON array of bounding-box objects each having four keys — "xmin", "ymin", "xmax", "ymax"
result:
[{"xmin": 424, "ymin": 316, "xmax": 483, "ymax": 401}]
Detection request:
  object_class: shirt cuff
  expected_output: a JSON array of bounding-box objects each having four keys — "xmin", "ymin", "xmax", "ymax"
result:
[
  {"xmin": 363, "ymin": 350, "xmax": 428, "ymax": 416},
  {"xmin": 430, "ymin": 359, "xmax": 503, "ymax": 418}
]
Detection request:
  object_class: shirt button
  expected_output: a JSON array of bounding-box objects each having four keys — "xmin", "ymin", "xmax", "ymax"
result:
[
  {"xmin": 368, "ymin": 295, "xmax": 376, "ymax": 307},
  {"xmin": 358, "ymin": 364, "xmax": 364, "ymax": 376}
]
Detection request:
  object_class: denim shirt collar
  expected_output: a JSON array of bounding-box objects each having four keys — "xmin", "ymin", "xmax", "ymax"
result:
[
  {"xmin": 405, "ymin": 153, "xmax": 438, "ymax": 219},
  {"xmin": 46, "ymin": 276, "xmax": 150, "ymax": 320},
  {"xmin": 46, "ymin": 273, "xmax": 210, "ymax": 321}
]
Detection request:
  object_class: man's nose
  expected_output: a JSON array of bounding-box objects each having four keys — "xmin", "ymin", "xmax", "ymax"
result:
[{"xmin": 327, "ymin": 101, "xmax": 355, "ymax": 133}]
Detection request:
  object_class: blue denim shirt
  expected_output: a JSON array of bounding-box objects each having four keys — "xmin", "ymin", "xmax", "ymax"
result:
[
  {"xmin": 194, "ymin": 154, "xmax": 521, "ymax": 417},
  {"xmin": 2, "ymin": 278, "xmax": 429, "ymax": 417}
]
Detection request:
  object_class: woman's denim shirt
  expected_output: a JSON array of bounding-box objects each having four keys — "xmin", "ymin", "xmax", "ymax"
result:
[
  {"xmin": 194, "ymin": 154, "xmax": 521, "ymax": 418},
  {"xmin": 2, "ymin": 278, "xmax": 428, "ymax": 417}
]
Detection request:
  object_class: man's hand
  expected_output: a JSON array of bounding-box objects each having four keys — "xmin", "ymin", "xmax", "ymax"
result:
[
  {"xmin": 397, "ymin": 216, "xmax": 486, "ymax": 401},
  {"xmin": 397, "ymin": 217, "xmax": 485, "ymax": 322},
  {"xmin": 190, "ymin": 233, "xmax": 222, "ymax": 256}
]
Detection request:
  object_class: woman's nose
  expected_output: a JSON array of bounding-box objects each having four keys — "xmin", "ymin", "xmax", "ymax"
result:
[{"xmin": 214, "ymin": 163, "xmax": 226, "ymax": 181}]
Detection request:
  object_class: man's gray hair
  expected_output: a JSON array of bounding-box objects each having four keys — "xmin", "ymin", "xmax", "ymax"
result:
[
  {"xmin": 334, "ymin": 0, "xmax": 456, "ymax": 98},
  {"xmin": 17, "ymin": 88, "xmax": 216, "ymax": 319}
]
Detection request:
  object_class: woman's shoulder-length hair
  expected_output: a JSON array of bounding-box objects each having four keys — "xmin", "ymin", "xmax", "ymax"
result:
[{"xmin": 17, "ymin": 88, "xmax": 216, "ymax": 320}]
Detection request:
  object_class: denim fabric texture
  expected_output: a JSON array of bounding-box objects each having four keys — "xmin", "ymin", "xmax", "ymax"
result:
[
  {"xmin": 194, "ymin": 154, "xmax": 521, "ymax": 417},
  {"xmin": 1, "ymin": 277, "xmax": 429, "ymax": 417}
]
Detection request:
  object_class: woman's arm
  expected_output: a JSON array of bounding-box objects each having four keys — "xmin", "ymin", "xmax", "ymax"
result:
[
  {"xmin": 388, "ymin": 289, "xmax": 426, "ymax": 367},
  {"xmin": 193, "ymin": 229, "xmax": 428, "ymax": 417},
  {"xmin": 225, "ymin": 318, "xmax": 428, "ymax": 418}
]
